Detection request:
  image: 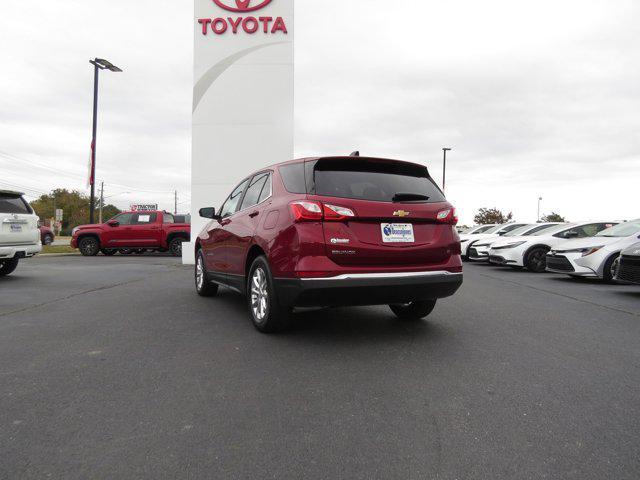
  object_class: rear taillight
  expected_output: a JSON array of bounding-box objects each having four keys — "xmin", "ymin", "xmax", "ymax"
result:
[
  {"xmin": 323, "ymin": 204, "xmax": 355, "ymax": 221},
  {"xmin": 290, "ymin": 201, "xmax": 323, "ymax": 221},
  {"xmin": 290, "ymin": 201, "xmax": 356, "ymax": 222},
  {"xmin": 436, "ymin": 208, "xmax": 458, "ymax": 225}
]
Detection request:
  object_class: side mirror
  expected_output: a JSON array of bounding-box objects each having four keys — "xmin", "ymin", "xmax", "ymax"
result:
[
  {"xmin": 107, "ymin": 220, "xmax": 119, "ymax": 227},
  {"xmin": 497, "ymin": 231, "xmax": 506, "ymax": 236},
  {"xmin": 199, "ymin": 207, "xmax": 219, "ymax": 220}
]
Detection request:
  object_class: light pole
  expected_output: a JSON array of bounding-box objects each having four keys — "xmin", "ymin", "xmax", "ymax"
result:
[
  {"xmin": 537, "ymin": 197, "xmax": 543, "ymax": 222},
  {"xmin": 89, "ymin": 58, "xmax": 122, "ymax": 224},
  {"xmin": 442, "ymin": 148, "xmax": 451, "ymax": 192}
]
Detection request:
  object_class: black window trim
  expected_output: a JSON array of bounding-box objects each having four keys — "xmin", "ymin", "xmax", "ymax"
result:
[
  {"xmin": 220, "ymin": 170, "xmax": 273, "ymax": 219},
  {"xmin": 237, "ymin": 170, "xmax": 273, "ymax": 214}
]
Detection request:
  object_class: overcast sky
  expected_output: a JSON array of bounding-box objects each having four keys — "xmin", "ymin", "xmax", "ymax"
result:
[{"xmin": 1, "ymin": 0, "xmax": 638, "ymax": 224}]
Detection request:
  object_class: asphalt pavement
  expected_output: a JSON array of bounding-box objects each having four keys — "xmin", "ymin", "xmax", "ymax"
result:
[{"xmin": 1, "ymin": 256, "xmax": 639, "ymax": 479}]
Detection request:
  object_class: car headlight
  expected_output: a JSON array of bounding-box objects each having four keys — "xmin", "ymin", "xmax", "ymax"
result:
[
  {"xmin": 492, "ymin": 241, "xmax": 526, "ymax": 250},
  {"xmin": 560, "ymin": 246, "xmax": 604, "ymax": 257},
  {"xmin": 72, "ymin": 227, "xmax": 79, "ymax": 236},
  {"xmin": 581, "ymin": 246, "xmax": 604, "ymax": 257}
]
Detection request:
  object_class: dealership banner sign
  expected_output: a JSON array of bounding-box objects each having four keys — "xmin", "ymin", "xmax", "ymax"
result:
[
  {"xmin": 130, "ymin": 204, "xmax": 158, "ymax": 212},
  {"xmin": 184, "ymin": 0, "xmax": 294, "ymax": 264}
]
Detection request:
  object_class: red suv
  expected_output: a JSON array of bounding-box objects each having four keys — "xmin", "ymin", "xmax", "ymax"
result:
[{"xmin": 195, "ymin": 156, "xmax": 462, "ymax": 332}]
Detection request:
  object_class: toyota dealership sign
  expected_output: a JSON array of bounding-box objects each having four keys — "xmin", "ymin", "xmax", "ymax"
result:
[
  {"xmin": 198, "ymin": 0, "xmax": 288, "ymax": 36},
  {"xmin": 184, "ymin": 0, "xmax": 294, "ymax": 264}
]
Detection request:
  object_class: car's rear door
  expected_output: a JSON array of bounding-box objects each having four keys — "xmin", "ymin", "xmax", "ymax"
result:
[
  {"xmin": 306, "ymin": 158, "xmax": 457, "ymax": 267},
  {"xmin": 127, "ymin": 212, "xmax": 161, "ymax": 247},
  {"xmin": 0, "ymin": 193, "xmax": 38, "ymax": 246}
]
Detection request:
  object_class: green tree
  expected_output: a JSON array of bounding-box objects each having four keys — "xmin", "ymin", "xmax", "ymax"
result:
[
  {"xmin": 473, "ymin": 207, "xmax": 513, "ymax": 225},
  {"xmin": 30, "ymin": 189, "xmax": 120, "ymax": 235},
  {"xmin": 541, "ymin": 212, "xmax": 566, "ymax": 222}
]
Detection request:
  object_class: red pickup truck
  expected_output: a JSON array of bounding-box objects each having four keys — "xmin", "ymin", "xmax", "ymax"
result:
[{"xmin": 71, "ymin": 211, "xmax": 190, "ymax": 257}]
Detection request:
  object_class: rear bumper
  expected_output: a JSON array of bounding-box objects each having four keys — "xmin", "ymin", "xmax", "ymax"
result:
[
  {"xmin": 274, "ymin": 271, "xmax": 463, "ymax": 308},
  {"xmin": 0, "ymin": 243, "xmax": 42, "ymax": 259}
]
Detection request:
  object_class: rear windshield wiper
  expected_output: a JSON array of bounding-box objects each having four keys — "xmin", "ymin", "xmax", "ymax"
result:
[{"xmin": 392, "ymin": 192, "xmax": 430, "ymax": 202}]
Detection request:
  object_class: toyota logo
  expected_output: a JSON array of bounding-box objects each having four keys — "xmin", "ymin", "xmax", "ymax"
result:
[{"xmin": 213, "ymin": 0, "xmax": 272, "ymax": 12}]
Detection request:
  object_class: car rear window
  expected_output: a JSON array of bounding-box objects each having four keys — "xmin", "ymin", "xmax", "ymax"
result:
[
  {"xmin": 307, "ymin": 158, "xmax": 446, "ymax": 203},
  {"xmin": 0, "ymin": 193, "xmax": 32, "ymax": 214}
]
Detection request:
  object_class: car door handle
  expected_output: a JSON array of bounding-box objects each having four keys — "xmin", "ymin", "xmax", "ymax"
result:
[{"xmin": 249, "ymin": 211, "xmax": 259, "ymax": 218}]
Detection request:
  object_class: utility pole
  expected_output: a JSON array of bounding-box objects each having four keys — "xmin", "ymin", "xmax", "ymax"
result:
[
  {"xmin": 442, "ymin": 148, "xmax": 452, "ymax": 192},
  {"xmin": 99, "ymin": 182, "xmax": 104, "ymax": 223},
  {"xmin": 174, "ymin": 190, "xmax": 178, "ymax": 214}
]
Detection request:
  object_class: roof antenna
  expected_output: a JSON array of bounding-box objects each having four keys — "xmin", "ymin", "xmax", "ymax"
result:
[{"xmin": 349, "ymin": 151, "xmax": 360, "ymax": 157}]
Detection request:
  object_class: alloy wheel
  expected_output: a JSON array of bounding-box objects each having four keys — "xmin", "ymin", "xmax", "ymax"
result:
[
  {"xmin": 196, "ymin": 255, "xmax": 204, "ymax": 291},
  {"xmin": 250, "ymin": 267, "xmax": 269, "ymax": 321}
]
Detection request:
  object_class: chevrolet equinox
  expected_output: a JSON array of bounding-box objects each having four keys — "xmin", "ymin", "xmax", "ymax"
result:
[{"xmin": 195, "ymin": 156, "xmax": 463, "ymax": 332}]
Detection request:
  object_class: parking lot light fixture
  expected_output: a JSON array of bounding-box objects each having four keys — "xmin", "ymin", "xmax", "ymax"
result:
[
  {"xmin": 442, "ymin": 148, "xmax": 452, "ymax": 192},
  {"xmin": 88, "ymin": 57, "xmax": 122, "ymax": 224},
  {"xmin": 538, "ymin": 197, "xmax": 543, "ymax": 222}
]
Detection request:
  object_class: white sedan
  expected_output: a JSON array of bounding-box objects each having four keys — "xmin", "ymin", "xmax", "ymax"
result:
[
  {"xmin": 458, "ymin": 224, "xmax": 497, "ymax": 258},
  {"xmin": 546, "ymin": 219, "xmax": 640, "ymax": 282},
  {"xmin": 487, "ymin": 221, "xmax": 618, "ymax": 272},
  {"xmin": 467, "ymin": 223, "xmax": 562, "ymax": 262},
  {"xmin": 460, "ymin": 223, "xmax": 527, "ymax": 259}
]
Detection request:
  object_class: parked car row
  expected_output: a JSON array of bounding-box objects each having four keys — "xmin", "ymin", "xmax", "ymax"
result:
[{"xmin": 462, "ymin": 219, "xmax": 640, "ymax": 284}]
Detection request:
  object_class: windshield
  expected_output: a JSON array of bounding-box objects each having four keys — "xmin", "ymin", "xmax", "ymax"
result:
[
  {"xmin": 483, "ymin": 225, "xmax": 506, "ymax": 234},
  {"xmin": 462, "ymin": 225, "xmax": 495, "ymax": 234},
  {"xmin": 596, "ymin": 220, "xmax": 640, "ymax": 238},
  {"xmin": 503, "ymin": 224, "xmax": 536, "ymax": 237},
  {"xmin": 531, "ymin": 223, "xmax": 577, "ymax": 236}
]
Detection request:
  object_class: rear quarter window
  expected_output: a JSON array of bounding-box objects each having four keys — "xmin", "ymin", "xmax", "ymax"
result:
[
  {"xmin": 0, "ymin": 194, "xmax": 32, "ymax": 214},
  {"xmin": 279, "ymin": 163, "xmax": 306, "ymax": 194}
]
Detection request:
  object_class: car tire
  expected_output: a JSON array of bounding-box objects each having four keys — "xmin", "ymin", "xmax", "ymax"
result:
[
  {"xmin": 195, "ymin": 250, "xmax": 218, "ymax": 297},
  {"xmin": 78, "ymin": 237, "xmax": 100, "ymax": 256},
  {"xmin": 247, "ymin": 255, "xmax": 291, "ymax": 333},
  {"xmin": 603, "ymin": 254, "xmax": 620, "ymax": 283},
  {"xmin": 43, "ymin": 234, "xmax": 54, "ymax": 245},
  {"xmin": 525, "ymin": 247, "xmax": 548, "ymax": 273},
  {"xmin": 389, "ymin": 300, "xmax": 437, "ymax": 320},
  {"xmin": 101, "ymin": 249, "xmax": 117, "ymax": 256},
  {"xmin": 169, "ymin": 237, "xmax": 184, "ymax": 257},
  {"xmin": 0, "ymin": 258, "xmax": 19, "ymax": 276}
]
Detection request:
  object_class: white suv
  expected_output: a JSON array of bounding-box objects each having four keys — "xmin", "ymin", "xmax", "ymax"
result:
[{"xmin": 0, "ymin": 190, "xmax": 42, "ymax": 276}]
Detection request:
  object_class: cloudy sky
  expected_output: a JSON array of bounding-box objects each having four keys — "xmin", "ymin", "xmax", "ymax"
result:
[{"xmin": 1, "ymin": 0, "xmax": 638, "ymax": 224}]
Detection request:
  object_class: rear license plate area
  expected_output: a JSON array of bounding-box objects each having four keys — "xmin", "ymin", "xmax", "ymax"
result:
[{"xmin": 381, "ymin": 223, "xmax": 414, "ymax": 243}]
